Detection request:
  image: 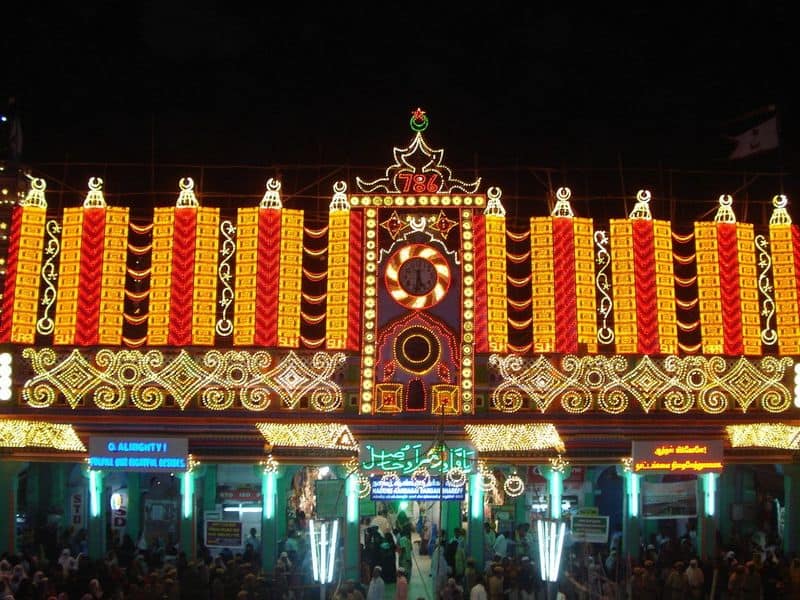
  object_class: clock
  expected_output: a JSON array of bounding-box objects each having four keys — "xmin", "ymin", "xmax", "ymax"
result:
[{"xmin": 385, "ymin": 244, "xmax": 451, "ymax": 310}]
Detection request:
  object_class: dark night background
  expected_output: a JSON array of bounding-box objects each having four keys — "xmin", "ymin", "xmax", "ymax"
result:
[{"xmin": 1, "ymin": 2, "xmax": 797, "ymax": 219}]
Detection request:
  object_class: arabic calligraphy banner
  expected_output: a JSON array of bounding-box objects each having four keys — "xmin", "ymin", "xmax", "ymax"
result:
[
  {"xmin": 359, "ymin": 441, "xmax": 476, "ymax": 475},
  {"xmin": 632, "ymin": 440, "xmax": 723, "ymax": 475}
]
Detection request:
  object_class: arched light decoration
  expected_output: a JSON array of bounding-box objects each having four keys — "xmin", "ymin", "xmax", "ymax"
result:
[
  {"xmin": 20, "ymin": 176, "xmax": 47, "ymax": 208},
  {"xmin": 411, "ymin": 467, "xmax": 431, "ymax": 490},
  {"xmin": 551, "ymin": 187, "xmax": 575, "ymax": 218},
  {"xmin": 503, "ymin": 472, "xmax": 525, "ymax": 498},
  {"xmin": 260, "ymin": 178, "xmax": 283, "ymax": 210},
  {"xmin": 329, "ymin": 181, "xmax": 349, "ymax": 212},
  {"xmin": 357, "ymin": 474, "xmax": 371, "ymax": 499},
  {"xmin": 484, "ymin": 186, "xmax": 506, "ymax": 217},
  {"xmin": 83, "ymin": 177, "xmax": 107, "ymax": 208},
  {"xmin": 446, "ymin": 466, "xmax": 467, "ymax": 488}
]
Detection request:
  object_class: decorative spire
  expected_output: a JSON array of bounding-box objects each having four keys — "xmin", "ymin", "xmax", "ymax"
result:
[
  {"xmin": 329, "ymin": 181, "xmax": 349, "ymax": 213},
  {"xmin": 19, "ymin": 176, "xmax": 47, "ymax": 208},
  {"xmin": 713, "ymin": 194, "xmax": 736, "ymax": 223},
  {"xmin": 628, "ymin": 190, "xmax": 653, "ymax": 220},
  {"xmin": 175, "ymin": 177, "xmax": 199, "ymax": 208},
  {"xmin": 260, "ymin": 178, "xmax": 283, "ymax": 210},
  {"xmin": 410, "ymin": 107, "xmax": 429, "ymax": 132},
  {"xmin": 551, "ymin": 187, "xmax": 574, "ymax": 218},
  {"xmin": 769, "ymin": 194, "xmax": 791, "ymax": 225},
  {"xmin": 484, "ymin": 186, "xmax": 506, "ymax": 217},
  {"xmin": 82, "ymin": 177, "xmax": 107, "ymax": 208}
]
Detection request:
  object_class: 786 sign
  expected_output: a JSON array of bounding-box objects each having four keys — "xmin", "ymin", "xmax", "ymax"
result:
[{"xmin": 396, "ymin": 172, "xmax": 441, "ymax": 194}]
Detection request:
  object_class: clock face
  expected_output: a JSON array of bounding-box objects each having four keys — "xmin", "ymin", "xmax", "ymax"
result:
[
  {"xmin": 385, "ymin": 244, "xmax": 451, "ymax": 310},
  {"xmin": 398, "ymin": 257, "xmax": 437, "ymax": 295}
]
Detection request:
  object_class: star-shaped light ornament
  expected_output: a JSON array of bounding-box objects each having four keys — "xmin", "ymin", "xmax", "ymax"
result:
[
  {"xmin": 410, "ymin": 107, "xmax": 429, "ymax": 132},
  {"xmin": 380, "ymin": 210, "xmax": 410, "ymax": 240},
  {"xmin": 429, "ymin": 210, "xmax": 458, "ymax": 239}
]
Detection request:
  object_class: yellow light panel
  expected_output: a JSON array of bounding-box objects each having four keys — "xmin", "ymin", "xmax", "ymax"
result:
[
  {"xmin": 0, "ymin": 420, "xmax": 86, "ymax": 452},
  {"xmin": 464, "ymin": 423, "xmax": 565, "ymax": 453}
]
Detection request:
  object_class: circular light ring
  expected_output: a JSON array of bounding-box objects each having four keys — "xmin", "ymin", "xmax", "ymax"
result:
[
  {"xmin": 385, "ymin": 244, "xmax": 451, "ymax": 310},
  {"xmin": 504, "ymin": 473, "xmax": 525, "ymax": 498},
  {"xmin": 381, "ymin": 471, "xmax": 400, "ymax": 486},
  {"xmin": 446, "ymin": 467, "xmax": 467, "ymax": 488},
  {"xmin": 411, "ymin": 467, "xmax": 431, "ymax": 489},
  {"xmin": 480, "ymin": 469, "xmax": 497, "ymax": 492},
  {"xmin": 393, "ymin": 326, "xmax": 441, "ymax": 374}
]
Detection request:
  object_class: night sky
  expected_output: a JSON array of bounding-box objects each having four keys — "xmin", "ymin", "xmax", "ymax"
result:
[{"xmin": 2, "ymin": 2, "xmax": 797, "ymax": 215}]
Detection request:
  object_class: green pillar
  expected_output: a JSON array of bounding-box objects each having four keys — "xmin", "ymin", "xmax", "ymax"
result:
[
  {"xmin": 48, "ymin": 463, "xmax": 69, "ymax": 523},
  {"xmin": 179, "ymin": 471, "xmax": 198, "ymax": 559},
  {"xmin": 26, "ymin": 463, "xmax": 41, "ymax": 520},
  {"xmin": 203, "ymin": 464, "xmax": 218, "ymax": 513},
  {"xmin": 697, "ymin": 474, "xmax": 718, "ymax": 561},
  {"xmin": 717, "ymin": 467, "xmax": 736, "ymax": 546},
  {"xmin": 88, "ymin": 470, "xmax": 106, "ymax": 560},
  {"xmin": 126, "ymin": 473, "xmax": 141, "ymax": 542},
  {"xmin": 0, "ymin": 461, "xmax": 26, "ymax": 554},
  {"xmin": 784, "ymin": 464, "xmax": 800, "ymax": 556},
  {"xmin": 262, "ymin": 465, "xmax": 299, "ymax": 574},
  {"xmin": 441, "ymin": 500, "xmax": 462, "ymax": 539},
  {"xmin": 344, "ymin": 473, "xmax": 360, "ymax": 581},
  {"xmin": 620, "ymin": 468, "xmax": 640, "ymax": 561},
  {"xmin": 467, "ymin": 473, "xmax": 485, "ymax": 569}
]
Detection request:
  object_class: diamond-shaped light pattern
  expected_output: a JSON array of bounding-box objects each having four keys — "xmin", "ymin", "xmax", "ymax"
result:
[{"xmin": 0, "ymin": 353, "xmax": 12, "ymax": 401}]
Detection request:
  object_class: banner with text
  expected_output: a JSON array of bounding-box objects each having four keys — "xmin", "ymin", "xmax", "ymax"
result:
[
  {"xmin": 88, "ymin": 436, "xmax": 189, "ymax": 472},
  {"xmin": 359, "ymin": 441, "xmax": 476, "ymax": 476},
  {"xmin": 571, "ymin": 515, "xmax": 609, "ymax": 544},
  {"xmin": 642, "ymin": 479, "xmax": 697, "ymax": 519},
  {"xmin": 370, "ymin": 476, "xmax": 465, "ymax": 501},
  {"xmin": 205, "ymin": 520, "xmax": 243, "ymax": 547},
  {"xmin": 632, "ymin": 440, "xmax": 723, "ymax": 475}
]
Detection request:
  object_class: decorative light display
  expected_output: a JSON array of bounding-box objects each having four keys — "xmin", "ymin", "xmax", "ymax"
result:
[
  {"xmin": 481, "ymin": 187, "xmax": 508, "ymax": 353},
  {"xmin": 215, "ymin": 220, "xmax": 236, "ymax": 337},
  {"xmin": 464, "ymin": 423, "xmax": 565, "ymax": 453},
  {"xmin": 359, "ymin": 206, "xmax": 379, "ymax": 414},
  {"xmin": 0, "ymin": 177, "xmax": 47, "ymax": 344},
  {"xmin": 461, "ymin": 208, "xmax": 476, "ymax": 413},
  {"xmin": 326, "ymin": 181, "xmax": 352, "ymax": 350},
  {"xmin": 256, "ymin": 423, "xmax": 358, "ymax": 450},
  {"xmin": 726, "ymin": 423, "xmax": 800, "ymax": 450},
  {"xmin": 260, "ymin": 177, "xmax": 283, "ymax": 209},
  {"xmin": 696, "ymin": 195, "xmax": 761, "ymax": 356},
  {"xmin": 768, "ymin": 195, "xmax": 800, "ymax": 354},
  {"xmin": 478, "ymin": 461, "xmax": 497, "ymax": 493},
  {"xmin": 385, "ymin": 243, "xmax": 451, "ymax": 310},
  {"xmin": 755, "ymin": 234, "xmax": 777, "ymax": 345},
  {"xmin": 796, "ymin": 363, "xmax": 800, "ymax": 408},
  {"xmin": 703, "ymin": 473, "xmax": 718, "ymax": 517},
  {"xmin": 277, "ymin": 209, "xmax": 304, "ymax": 347},
  {"xmin": 358, "ymin": 474, "xmax": 371, "ymax": 499},
  {"xmin": 309, "ymin": 519, "xmax": 339, "ymax": 584},
  {"xmin": 261, "ymin": 454, "xmax": 279, "ymax": 474},
  {"xmin": 625, "ymin": 469, "xmax": 641, "ymax": 518},
  {"xmin": 411, "ymin": 467, "xmax": 431, "ymax": 490},
  {"xmin": 445, "ymin": 466, "xmax": 467, "ymax": 488},
  {"xmin": 22, "ymin": 348, "xmax": 346, "ymax": 411},
  {"xmin": 609, "ymin": 190, "xmax": 678, "ymax": 354},
  {"xmin": 0, "ymin": 352, "xmax": 11, "ymax": 401},
  {"xmin": 549, "ymin": 454, "xmax": 570, "ymax": 474},
  {"xmin": 489, "ymin": 353, "xmax": 793, "ymax": 414},
  {"xmin": 594, "ymin": 230, "xmax": 615, "ymax": 345},
  {"xmin": 503, "ymin": 472, "xmax": 525, "ymax": 498},
  {"xmin": 537, "ymin": 519, "xmax": 567, "ymax": 583},
  {"xmin": 36, "ymin": 220, "xmax": 60, "ymax": 336},
  {"xmin": 356, "ymin": 108, "xmax": 481, "ymax": 195},
  {"xmin": 0, "ymin": 420, "xmax": 86, "ymax": 451}
]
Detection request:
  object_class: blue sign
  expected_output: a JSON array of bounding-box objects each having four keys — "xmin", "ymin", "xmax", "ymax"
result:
[
  {"xmin": 369, "ymin": 476, "xmax": 465, "ymax": 501},
  {"xmin": 88, "ymin": 436, "xmax": 188, "ymax": 472}
]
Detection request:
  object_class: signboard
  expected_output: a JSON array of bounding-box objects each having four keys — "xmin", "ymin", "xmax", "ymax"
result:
[
  {"xmin": 642, "ymin": 480, "xmax": 697, "ymax": 519},
  {"xmin": 632, "ymin": 440, "xmax": 723, "ymax": 475},
  {"xmin": 571, "ymin": 515, "xmax": 609, "ymax": 544},
  {"xmin": 88, "ymin": 436, "xmax": 188, "ymax": 472},
  {"xmin": 315, "ymin": 480, "xmax": 346, "ymax": 519},
  {"xmin": 70, "ymin": 489, "xmax": 85, "ymax": 528},
  {"xmin": 217, "ymin": 487, "xmax": 262, "ymax": 502},
  {"xmin": 370, "ymin": 476, "xmax": 465, "ymax": 501},
  {"xmin": 205, "ymin": 520, "xmax": 243, "ymax": 547},
  {"xmin": 359, "ymin": 441, "xmax": 475, "ymax": 475}
]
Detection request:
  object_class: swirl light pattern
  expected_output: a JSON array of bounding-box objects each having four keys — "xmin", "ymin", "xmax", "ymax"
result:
[
  {"xmin": 215, "ymin": 220, "xmax": 236, "ymax": 337},
  {"xmin": 488, "ymin": 353, "xmax": 793, "ymax": 414},
  {"xmin": 21, "ymin": 348, "xmax": 346, "ymax": 412}
]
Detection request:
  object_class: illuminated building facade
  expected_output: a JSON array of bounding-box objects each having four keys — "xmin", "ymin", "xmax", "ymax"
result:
[{"xmin": 1, "ymin": 110, "xmax": 799, "ymax": 576}]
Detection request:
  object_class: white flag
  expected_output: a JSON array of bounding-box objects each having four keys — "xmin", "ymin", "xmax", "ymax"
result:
[{"xmin": 728, "ymin": 116, "xmax": 779, "ymax": 159}]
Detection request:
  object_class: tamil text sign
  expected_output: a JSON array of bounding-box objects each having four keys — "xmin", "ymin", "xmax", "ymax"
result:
[
  {"xmin": 632, "ymin": 440, "xmax": 723, "ymax": 475},
  {"xmin": 205, "ymin": 520, "xmax": 243, "ymax": 547}
]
